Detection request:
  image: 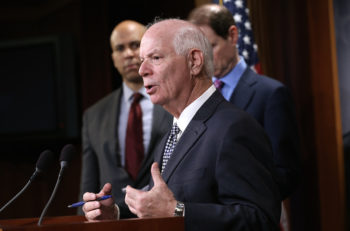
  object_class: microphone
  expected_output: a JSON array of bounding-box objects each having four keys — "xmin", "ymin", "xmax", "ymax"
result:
[
  {"xmin": 38, "ymin": 144, "xmax": 76, "ymax": 226},
  {"xmin": 0, "ymin": 149, "xmax": 55, "ymax": 213}
]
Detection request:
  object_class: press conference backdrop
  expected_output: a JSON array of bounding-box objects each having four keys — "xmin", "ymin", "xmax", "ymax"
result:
[
  {"xmin": 0, "ymin": 35, "xmax": 80, "ymax": 160},
  {"xmin": 0, "ymin": 36, "xmax": 79, "ymax": 136}
]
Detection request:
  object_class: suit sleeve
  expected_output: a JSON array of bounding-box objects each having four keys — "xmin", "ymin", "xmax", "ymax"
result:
[
  {"xmin": 78, "ymin": 111, "xmax": 100, "ymax": 214},
  {"xmin": 264, "ymin": 86, "xmax": 300, "ymax": 199},
  {"xmin": 183, "ymin": 118, "xmax": 281, "ymax": 231}
]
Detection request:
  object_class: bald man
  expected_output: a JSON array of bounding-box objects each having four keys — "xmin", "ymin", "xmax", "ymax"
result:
[{"xmin": 79, "ymin": 20, "xmax": 171, "ymax": 215}]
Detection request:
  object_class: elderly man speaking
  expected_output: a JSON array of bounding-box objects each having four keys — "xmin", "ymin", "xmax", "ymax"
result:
[{"xmin": 82, "ymin": 19, "xmax": 281, "ymax": 231}]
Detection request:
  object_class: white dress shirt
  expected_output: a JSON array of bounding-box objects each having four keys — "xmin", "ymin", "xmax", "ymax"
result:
[{"xmin": 173, "ymin": 85, "xmax": 216, "ymax": 140}]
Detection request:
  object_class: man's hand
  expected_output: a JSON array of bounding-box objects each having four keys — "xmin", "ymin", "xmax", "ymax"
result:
[
  {"xmin": 125, "ymin": 162, "xmax": 177, "ymax": 218},
  {"xmin": 82, "ymin": 183, "xmax": 118, "ymax": 221}
]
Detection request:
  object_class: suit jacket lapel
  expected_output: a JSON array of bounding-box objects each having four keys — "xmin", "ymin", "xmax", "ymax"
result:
[
  {"xmin": 161, "ymin": 121, "xmax": 206, "ymax": 183},
  {"xmin": 230, "ymin": 67, "xmax": 257, "ymax": 110},
  {"xmin": 149, "ymin": 104, "xmax": 170, "ymax": 149},
  {"xmin": 154, "ymin": 131, "xmax": 170, "ymax": 165},
  {"xmin": 111, "ymin": 88, "xmax": 123, "ymax": 165},
  {"xmin": 161, "ymin": 91, "xmax": 224, "ymax": 183}
]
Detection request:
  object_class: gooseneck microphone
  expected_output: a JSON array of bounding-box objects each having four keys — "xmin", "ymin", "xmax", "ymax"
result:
[
  {"xmin": 38, "ymin": 144, "xmax": 76, "ymax": 226},
  {"xmin": 0, "ymin": 150, "xmax": 55, "ymax": 213}
]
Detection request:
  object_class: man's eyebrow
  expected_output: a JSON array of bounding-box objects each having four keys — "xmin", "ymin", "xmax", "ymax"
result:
[
  {"xmin": 114, "ymin": 44, "xmax": 124, "ymax": 49},
  {"xmin": 115, "ymin": 40, "xmax": 140, "ymax": 47},
  {"xmin": 144, "ymin": 49, "xmax": 161, "ymax": 56},
  {"xmin": 140, "ymin": 47, "xmax": 164, "ymax": 59},
  {"xmin": 140, "ymin": 52, "xmax": 153, "ymax": 61},
  {"xmin": 129, "ymin": 40, "xmax": 141, "ymax": 44}
]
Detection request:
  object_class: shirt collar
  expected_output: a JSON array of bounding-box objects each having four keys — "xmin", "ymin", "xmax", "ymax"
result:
[
  {"xmin": 122, "ymin": 82, "xmax": 149, "ymax": 103},
  {"xmin": 212, "ymin": 56, "xmax": 247, "ymax": 87},
  {"xmin": 173, "ymin": 85, "xmax": 216, "ymax": 134}
]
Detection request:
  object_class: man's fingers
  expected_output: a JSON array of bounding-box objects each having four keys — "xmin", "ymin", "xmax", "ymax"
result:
[
  {"xmin": 96, "ymin": 183, "xmax": 112, "ymax": 198},
  {"xmin": 83, "ymin": 192, "xmax": 97, "ymax": 202},
  {"xmin": 85, "ymin": 208, "xmax": 102, "ymax": 220},
  {"xmin": 127, "ymin": 205, "xmax": 138, "ymax": 217},
  {"xmin": 125, "ymin": 185, "xmax": 142, "ymax": 207},
  {"xmin": 150, "ymin": 162, "xmax": 164, "ymax": 187},
  {"xmin": 125, "ymin": 185, "xmax": 142, "ymax": 200},
  {"xmin": 83, "ymin": 201, "xmax": 100, "ymax": 211},
  {"xmin": 125, "ymin": 185, "xmax": 147, "ymax": 216}
]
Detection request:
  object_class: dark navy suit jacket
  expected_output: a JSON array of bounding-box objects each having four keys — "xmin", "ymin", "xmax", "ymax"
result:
[
  {"xmin": 230, "ymin": 68, "xmax": 300, "ymax": 199},
  {"xmin": 151, "ymin": 91, "xmax": 281, "ymax": 231}
]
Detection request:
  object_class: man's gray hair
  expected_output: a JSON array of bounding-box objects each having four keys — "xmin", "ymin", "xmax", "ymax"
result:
[
  {"xmin": 173, "ymin": 25, "xmax": 214, "ymax": 78},
  {"xmin": 147, "ymin": 18, "xmax": 214, "ymax": 78}
]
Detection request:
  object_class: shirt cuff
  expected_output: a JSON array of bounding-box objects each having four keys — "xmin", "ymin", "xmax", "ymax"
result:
[{"xmin": 115, "ymin": 204, "xmax": 120, "ymax": 220}]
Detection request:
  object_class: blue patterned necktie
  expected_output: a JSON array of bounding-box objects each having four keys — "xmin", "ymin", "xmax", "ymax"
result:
[{"xmin": 161, "ymin": 123, "xmax": 180, "ymax": 173}]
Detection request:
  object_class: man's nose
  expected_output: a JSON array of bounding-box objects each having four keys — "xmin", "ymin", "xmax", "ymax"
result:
[
  {"xmin": 139, "ymin": 60, "xmax": 149, "ymax": 77},
  {"xmin": 123, "ymin": 47, "xmax": 135, "ymax": 57}
]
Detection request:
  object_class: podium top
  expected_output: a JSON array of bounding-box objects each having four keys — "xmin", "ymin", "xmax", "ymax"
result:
[{"xmin": 0, "ymin": 216, "xmax": 184, "ymax": 231}]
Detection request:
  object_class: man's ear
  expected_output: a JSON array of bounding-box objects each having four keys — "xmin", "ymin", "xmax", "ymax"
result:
[
  {"xmin": 227, "ymin": 25, "xmax": 239, "ymax": 45},
  {"xmin": 188, "ymin": 48, "xmax": 204, "ymax": 76}
]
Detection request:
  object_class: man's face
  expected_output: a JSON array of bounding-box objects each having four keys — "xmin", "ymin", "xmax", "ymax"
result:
[
  {"xmin": 138, "ymin": 29, "xmax": 190, "ymax": 108},
  {"xmin": 199, "ymin": 25, "xmax": 238, "ymax": 78},
  {"xmin": 110, "ymin": 23, "xmax": 144, "ymax": 84}
]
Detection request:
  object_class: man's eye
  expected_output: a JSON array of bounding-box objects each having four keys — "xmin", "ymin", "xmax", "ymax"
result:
[
  {"xmin": 115, "ymin": 46, "xmax": 124, "ymax": 52},
  {"xmin": 151, "ymin": 56, "xmax": 162, "ymax": 64},
  {"xmin": 130, "ymin": 41, "xmax": 140, "ymax": 50},
  {"xmin": 141, "ymin": 55, "xmax": 163, "ymax": 65}
]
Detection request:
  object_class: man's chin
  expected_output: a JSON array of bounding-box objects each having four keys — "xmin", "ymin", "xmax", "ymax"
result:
[
  {"xmin": 214, "ymin": 71, "xmax": 223, "ymax": 78},
  {"xmin": 150, "ymin": 95, "xmax": 163, "ymax": 106},
  {"xmin": 123, "ymin": 73, "xmax": 143, "ymax": 83}
]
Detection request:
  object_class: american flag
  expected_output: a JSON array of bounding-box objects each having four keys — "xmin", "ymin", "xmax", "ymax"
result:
[{"xmin": 213, "ymin": 0, "xmax": 261, "ymax": 73}]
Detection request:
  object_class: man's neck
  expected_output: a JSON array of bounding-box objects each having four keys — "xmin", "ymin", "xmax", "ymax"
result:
[
  {"xmin": 216, "ymin": 54, "xmax": 240, "ymax": 79},
  {"xmin": 124, "ymin": 81, "xmax": 144, "ymax": 92},
  {"xmin": 165, "ymin": 78, "xmax": 212, "ymax": 118}
]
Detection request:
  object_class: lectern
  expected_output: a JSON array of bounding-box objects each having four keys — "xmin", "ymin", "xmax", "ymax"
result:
[{"xmin": 0, "ymin": 216, "xmax": 184, "ymax": 231}]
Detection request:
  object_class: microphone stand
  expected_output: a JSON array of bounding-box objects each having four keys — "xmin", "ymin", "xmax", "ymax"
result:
[
  {"xmin": 0, "ymin": 170, "xmax": 41, "ymax": 213},
  {"xmin": 37, "ymin": 162, "xmax": 67, "ymax": 226}
]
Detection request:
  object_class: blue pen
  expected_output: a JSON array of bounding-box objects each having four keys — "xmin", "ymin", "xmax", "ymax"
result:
[{"xmin": 67, "ymin": 195, "xmax": 112, "ymax": 208}]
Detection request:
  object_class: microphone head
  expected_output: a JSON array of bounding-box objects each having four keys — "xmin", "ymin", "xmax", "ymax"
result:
[
  {"xmin": 36, "ymin": 150, "xmax": 55, "ymax": 173},
  {"xmin": 59, "ymin": 144, "xmax": 76, "ymax": 167}
]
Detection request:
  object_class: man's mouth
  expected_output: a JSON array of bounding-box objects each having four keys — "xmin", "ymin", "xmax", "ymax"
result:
[
  {"xmin": 145, "ymin": 84, "xmax": 156, "ymax": 94},
  {"xmin": 125, "ymin": 64, "xmax": 139, "ymax": 70}
]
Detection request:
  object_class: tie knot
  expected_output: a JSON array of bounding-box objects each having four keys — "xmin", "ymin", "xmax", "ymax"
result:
[
  {"xmin": 214, "ymin": 79, "xmax": 224, "ymax": 91},
  {"xmin": 132, "ymin": 93, "xmax": 143, "ymax": 104},
  {"xmin": 171, "ymin": 123, "xmax": 180, "ymax": 136}
]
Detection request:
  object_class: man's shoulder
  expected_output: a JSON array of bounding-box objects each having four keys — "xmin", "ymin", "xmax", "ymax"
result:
[
  {"xmin": 218, "ymin": 97, "xmax": 258, "ymax": 120},
  {"xmin": 204, "ymin": 97, "xmax": 264, "ymax": 138},
  {"xmin": 153, "ymin": 104, "xmax": 172, "ymax": 118},
  {"xmin": 84, "ymin": 88, "xmax": 121, "ymax": 115},
  {"xmin": 242, "ymin": 68, "xmax": 285, "ymax": 89},
  {"xmin": 203, "ymin": 91, "xmax": 253, "ymax": 121}
]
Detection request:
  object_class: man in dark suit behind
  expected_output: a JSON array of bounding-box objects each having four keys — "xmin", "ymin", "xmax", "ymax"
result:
[
  {"xmin": 81, "ymin": 19, "xmax": 281, "ymax": 230},
  {"xmin": 79, "ymin": 20, "xmax": 171, "ymax": 214},
  {"xmin": 188, "ymin": 4, "xmax": 300, "ymax": 199}
]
